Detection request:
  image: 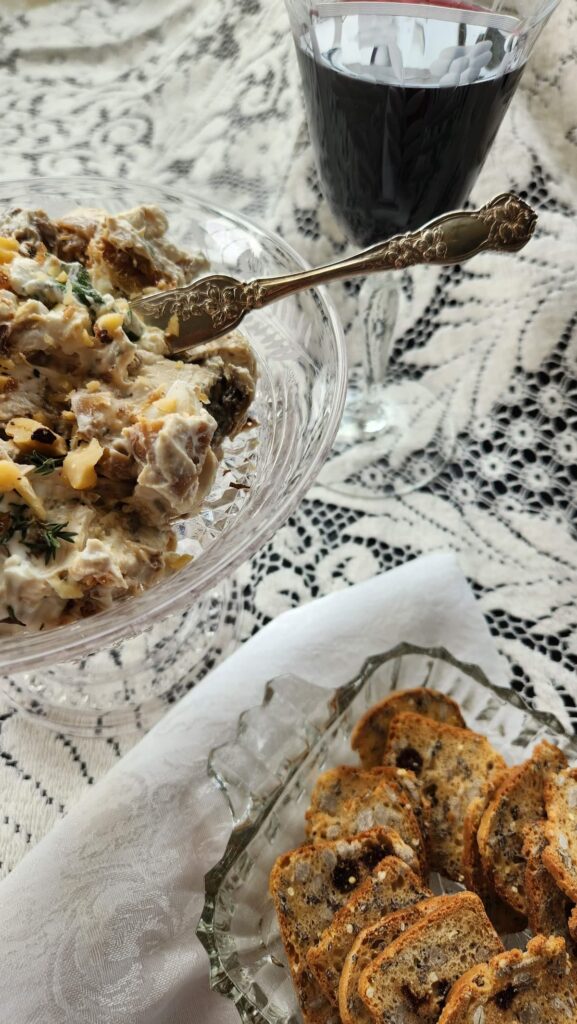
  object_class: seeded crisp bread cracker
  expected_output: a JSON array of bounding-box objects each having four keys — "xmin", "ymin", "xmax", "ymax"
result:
[
  {"xmin": 383, "ymin": 712, "xmax": 506, "ymax": 881},
  {"xmin": 358, "ymin": 891, "xmax": 503, "ymax": 1024},
  {"xmin": 339, "ymin": 896, "xmax": 457, "ymax": 1024},
  {"xmin": 462, "ymin": 783, "xmax": 526, "ymax": 934},
  {"xmin": 306, "ymin": 767, "xmax": 427, "ymax": 873},
  {"xmin": 271, "ymin": 688, "xmax": 577, "ymax": 1023},
  {"xmin": 437, "ymin": 934, "xmax": 576, "ymax": 1023},
  {"xmin": 305, "ymin": 764, "xmax": 427, "ymax": 838},
  {"xmin": 463, "ymin": 777, "xmax": 511, "ymax": 896},
  {"xmin": 307, "ymin": 855, "xmax": 431, "ymax": 1005},
  {"xmin": 351, "ymin": 688, "xmax": 466, "ymax": 768},
  {"xmin": 269, "ymin": 828, "xmax": 423, "ymax": 1024},
  {"xmin": 476, "ymin": 740, "xmax": 566, "ymax": 914},
  {"xmin": 523, "ymin": 820, "xmax": 574, "ymax": 943},
  {"xmin": 543, "ymin": 766, "xmax": 577, "ymax": 904}
]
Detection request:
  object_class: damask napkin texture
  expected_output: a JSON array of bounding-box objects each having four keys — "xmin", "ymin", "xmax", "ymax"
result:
[{"xmin": 0, "ymin": 552, "xmax": 506, "ymax": 1023}]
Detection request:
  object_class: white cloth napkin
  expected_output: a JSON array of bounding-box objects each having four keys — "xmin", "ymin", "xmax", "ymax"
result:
[{"xmin": 0, "ymin": 552, "xmax": 506, "ymax": 1024}]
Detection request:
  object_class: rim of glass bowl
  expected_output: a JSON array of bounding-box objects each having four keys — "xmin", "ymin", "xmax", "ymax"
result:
[{"xmin": 0, "ymin": 175, "xmax": 347, "ymax": 673}]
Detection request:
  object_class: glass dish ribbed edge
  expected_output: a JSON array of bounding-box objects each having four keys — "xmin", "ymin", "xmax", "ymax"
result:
[{"xmin": 196, "ymin": 641, "xmax": 577, "ymax": 1024}]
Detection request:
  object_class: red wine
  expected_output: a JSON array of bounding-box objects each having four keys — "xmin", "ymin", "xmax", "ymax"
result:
[{"xmin": 296, "ymin": 16, "xmax": 525, "ymax": 246}]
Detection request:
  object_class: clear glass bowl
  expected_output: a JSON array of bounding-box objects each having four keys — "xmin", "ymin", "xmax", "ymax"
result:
[
  {"xmin": 0, "ymin": 176, "xmax": 346, "ymax": 732},
  {"xmin": 196, "ymin": 643, "xmax": 576, "ymax": 1024}
]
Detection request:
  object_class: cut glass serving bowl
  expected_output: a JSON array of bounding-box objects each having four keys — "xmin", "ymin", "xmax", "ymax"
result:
[
  {"xmin": 0, "ymin": 176, "xmax": 346, "ymax": 734},
  {"xmin": 197, "ymin": 642, "xmax": 577, "ymax": 1024}
]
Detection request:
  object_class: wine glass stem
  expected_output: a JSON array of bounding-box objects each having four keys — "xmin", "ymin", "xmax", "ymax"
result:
[
  {"xmin": 337, "ymin": 273, "xmax": 401, "ymax": 442},
  {"xmin": 360, "ymin": 274, "xmax": 400, "ymax": 402}
]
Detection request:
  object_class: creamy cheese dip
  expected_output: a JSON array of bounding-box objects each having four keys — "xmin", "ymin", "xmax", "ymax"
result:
[{"xmin": 0, "ymin": 204, "xmax": 256, "ymax": 632}]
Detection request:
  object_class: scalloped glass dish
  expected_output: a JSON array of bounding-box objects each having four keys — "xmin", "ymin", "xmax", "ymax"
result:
[
  {"xmin": 197, "ymin": 642, "xmax": 577, "ymax": 1024},
  {"xmin": 0, "ymin": 176, "xmax": 346, "ymax": 734}
]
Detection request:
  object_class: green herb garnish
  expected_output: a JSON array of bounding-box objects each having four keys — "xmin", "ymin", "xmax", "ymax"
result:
[
  {"xmin": 122, "ymin": 307, "xmax": 142, "ymax": 343},
  {"xmin": 0, "ymin": 502, "xmax": 30, "ymax": 549},
  {"xmin": 70, "ymin": 265, "xmax": 104, "ymax": 312},
  {"xmin": 0, "ymin": 504, "xmax": 76, "ymax": 564},
  {"xmin": 30, "ymin": 451, "xmax": 65, "ymax": 476},
  {"xmin": 24, "ymin": 520, "xmax": 77, "ymax": 565}
]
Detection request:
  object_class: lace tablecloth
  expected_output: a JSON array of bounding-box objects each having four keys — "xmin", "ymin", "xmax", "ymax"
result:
[{"xmin": 1, "ymin": 0, "xmax": 577, "ymax": 878}]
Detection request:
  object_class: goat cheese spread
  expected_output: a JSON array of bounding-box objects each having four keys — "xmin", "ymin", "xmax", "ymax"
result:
[{"xmin": 0, "ymin": 204, "xmax": 256, "ymax": 632}]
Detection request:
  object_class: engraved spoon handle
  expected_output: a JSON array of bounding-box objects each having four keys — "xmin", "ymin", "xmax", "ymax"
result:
[
  {"xmin": 249, "ymin": 193, "xmax": 536, "ymax": 308},
  {"xmin": 132, "ymin": 193, "xmax": 536, "ymax": 351}
]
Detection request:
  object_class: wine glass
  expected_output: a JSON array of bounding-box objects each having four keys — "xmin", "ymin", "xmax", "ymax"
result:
[{"xmin": 284, "ymin": 0, "xmax": 560, "ymax": 499}]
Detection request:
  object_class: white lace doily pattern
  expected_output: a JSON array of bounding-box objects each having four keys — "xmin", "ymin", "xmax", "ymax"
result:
[{"xmin": 1, "ymin": 0, "xmax": 577, "ymax": 877}]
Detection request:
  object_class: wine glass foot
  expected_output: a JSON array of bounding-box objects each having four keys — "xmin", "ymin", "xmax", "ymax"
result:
[
  {"xmin": 0, "ymin": 579, "xmax": 242, "ymax": 737},
  {"xmin": 338, "ymin": 392, "xmax": 392, "ymax": 441},
  {"xmin": 320, "ymin": 380, "xmax": 455, "ymax": 503}
]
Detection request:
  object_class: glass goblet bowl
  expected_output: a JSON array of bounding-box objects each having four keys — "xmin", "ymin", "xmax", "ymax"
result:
[{"xmin": 0, "ymin": 176, "xmax": 346, "ymax": 735}]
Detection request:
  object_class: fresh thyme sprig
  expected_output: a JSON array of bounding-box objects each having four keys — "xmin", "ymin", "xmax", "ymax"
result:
[
  {"xmin": 24, "ymin": 520, "xmax": 77, "ymax": 565},
  {"xmin": 30, "ymin": 451, "xmax": 65, "ymax": 476},
  {"xmin": 0, "ymin": 503, "xmax": 30, "ymax": 549},
  {"xmin": 0, "ymin": 504, "xmax": 76, "ymax": 564}
]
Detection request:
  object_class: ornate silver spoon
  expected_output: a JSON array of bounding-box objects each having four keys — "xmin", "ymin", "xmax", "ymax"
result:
[{"xmin": 132, "ymin": 192, "xmax": 536, "ymax": 353}]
